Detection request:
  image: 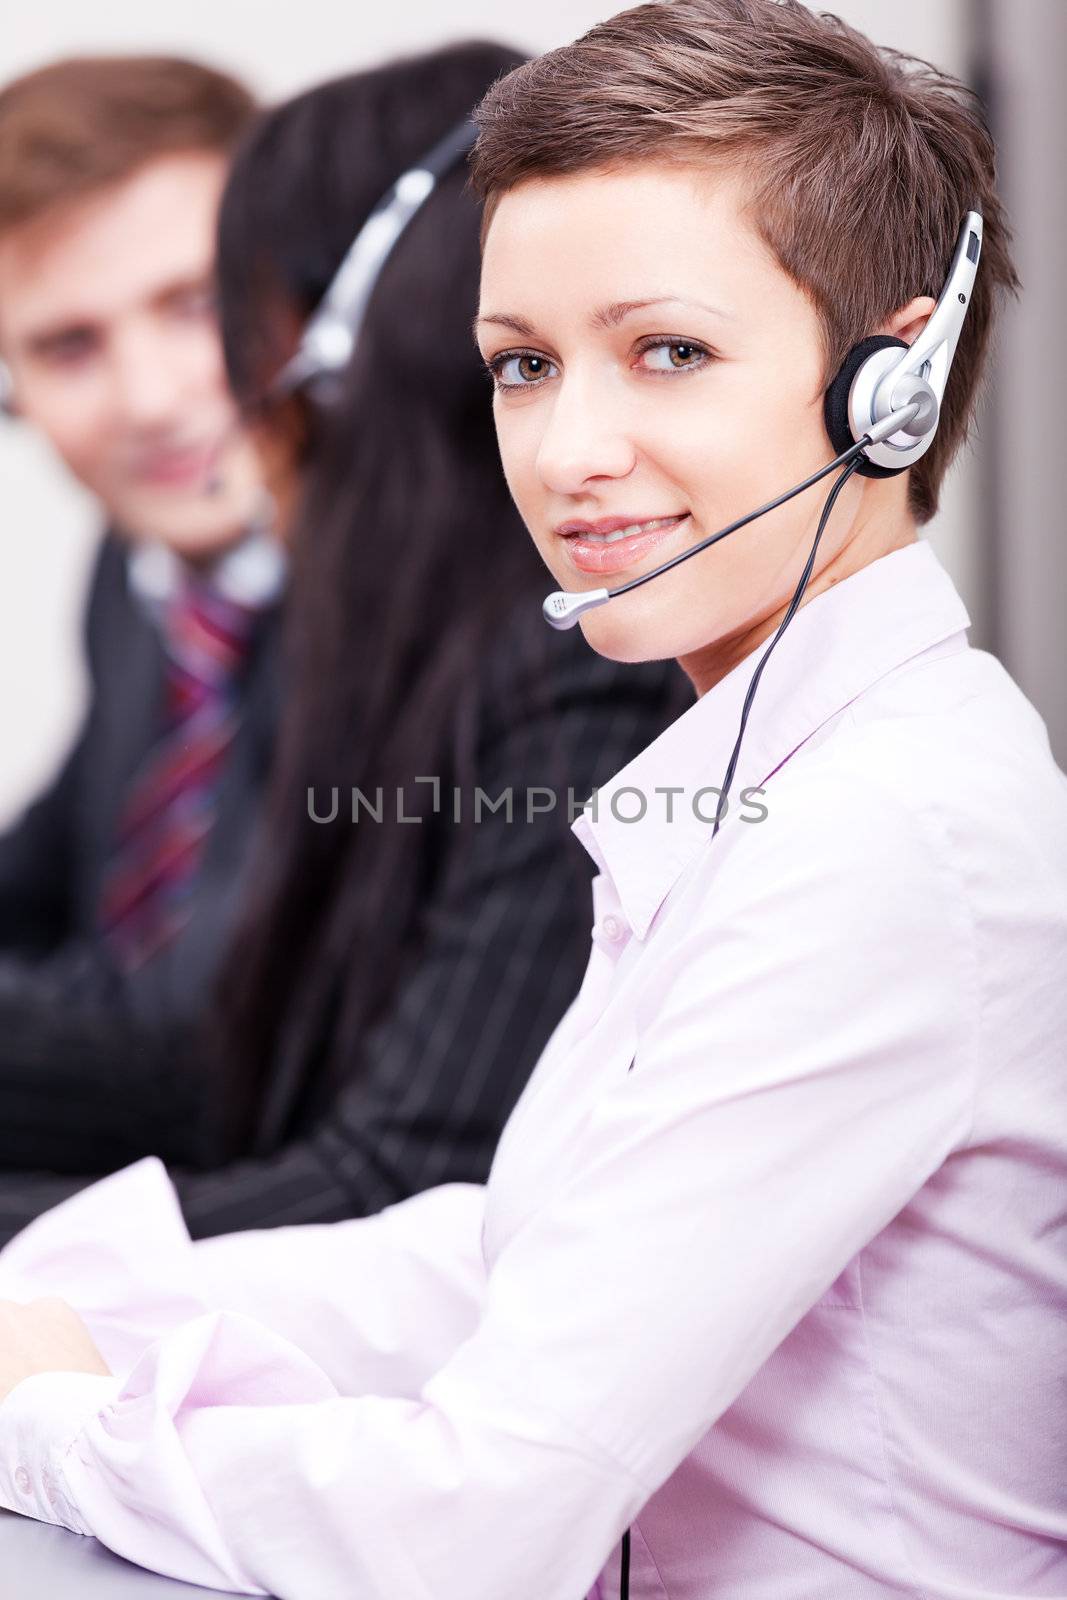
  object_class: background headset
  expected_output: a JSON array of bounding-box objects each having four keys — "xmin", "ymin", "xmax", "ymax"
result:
[
  {"xmin": 198, "ymin": 117, "xmax": 478, "ymax": 494},
  {"xmin": 270, "ymin": 116, "xmax": 479, "ymax": 405}
]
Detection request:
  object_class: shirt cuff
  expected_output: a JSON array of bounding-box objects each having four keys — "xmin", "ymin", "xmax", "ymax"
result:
[{"xmin": 0, "ymin": 1370, "xmax": 121, "ymax": 1533}]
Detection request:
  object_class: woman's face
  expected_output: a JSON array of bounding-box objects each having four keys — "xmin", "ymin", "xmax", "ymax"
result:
[{"xmin": 477, "ymin": 160, "xmax": 925, "ymax": 688}]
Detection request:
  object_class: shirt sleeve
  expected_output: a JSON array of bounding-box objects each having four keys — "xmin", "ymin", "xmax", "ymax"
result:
[
  {"xmin": 0, "ymin": 761, "xmax": 978, "ymax": 1600},
  {"xmin": 0, "ymin": 1156, "xmax": 488, "ymax": 1399}
]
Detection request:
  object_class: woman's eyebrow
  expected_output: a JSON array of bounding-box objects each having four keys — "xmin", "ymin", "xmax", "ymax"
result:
[
  {"xmin": 473, "ymin": 296, "xmax": 733, "ymax": 341},
  {"xmin": 592, "ymin": 296, "xmax": 734, "ymax": 329},
  {"xmin": 473, "ymin": 311, "xmax": 537, "ymax": 339}
]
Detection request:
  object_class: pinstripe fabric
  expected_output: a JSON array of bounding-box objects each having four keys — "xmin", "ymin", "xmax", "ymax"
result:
[
  {"xmin": 174, "ymin": 605, "xmax": 693, "ymax": 1238},
  {"xmin": 0, "ymin": 602, "xmax": 692, "ymax": 1243}
]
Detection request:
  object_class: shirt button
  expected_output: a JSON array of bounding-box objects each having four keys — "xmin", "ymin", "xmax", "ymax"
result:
[
  {"xmin": 601, "ymin": 914, "xmax": 625, "ymax": 942},
  {"xmin": 14, "ymin": 1466, "xmax": 31, "ymax": 1496}
]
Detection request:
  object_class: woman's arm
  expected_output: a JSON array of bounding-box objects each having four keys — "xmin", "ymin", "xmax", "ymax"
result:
[
  {"xmin": 0, "ymin": 1158, "xmax": 488, "ymax": 1401},
  {"xmin": 0, "ymin": 759, "xmax": 977, "ymax": 1599}
]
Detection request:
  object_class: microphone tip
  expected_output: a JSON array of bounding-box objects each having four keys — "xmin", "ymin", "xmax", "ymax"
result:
[{"xmin": 542, "ymin": 587, "xmax": 611, "ymax": 630}]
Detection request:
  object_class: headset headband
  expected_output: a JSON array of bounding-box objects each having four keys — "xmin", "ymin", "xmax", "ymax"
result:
[{"xmin": 274, "ymin": 117, "xmax": 479, "ymax": 400}]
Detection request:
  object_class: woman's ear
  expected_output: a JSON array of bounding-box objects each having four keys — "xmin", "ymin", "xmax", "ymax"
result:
[{"xmin": 883, "ymin": 294, "xmax": 937, "ymax": 348}]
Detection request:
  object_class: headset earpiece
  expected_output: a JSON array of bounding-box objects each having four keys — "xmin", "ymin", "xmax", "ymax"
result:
[
  {"xmin": 823, "ymin": 335, "xmax": 910, "ymax": 479},
  {"xmin": 819, "ymin": 211, "xmax": 983, "ymax": 480}
]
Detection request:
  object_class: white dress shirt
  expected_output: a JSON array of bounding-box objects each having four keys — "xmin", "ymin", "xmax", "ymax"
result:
[{"xmin": 1, "ymin": 539, "xmax": 1065, "ymax": 1598}]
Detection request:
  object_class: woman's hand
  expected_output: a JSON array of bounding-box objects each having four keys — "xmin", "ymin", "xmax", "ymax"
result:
[{"xmin": 0, "ymin": 1298, "xmax": 110, "ymax": 1404}]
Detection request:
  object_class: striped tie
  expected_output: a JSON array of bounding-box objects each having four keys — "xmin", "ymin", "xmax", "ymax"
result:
[{"xmin": 98, "ymin": 578, "xmax": 259, "ymax": 971}]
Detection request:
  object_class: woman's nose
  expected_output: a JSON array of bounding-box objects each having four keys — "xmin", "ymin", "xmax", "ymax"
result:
[{"xmin": 535, "ymin": 376, "xmax": 637, "ymax": 495}]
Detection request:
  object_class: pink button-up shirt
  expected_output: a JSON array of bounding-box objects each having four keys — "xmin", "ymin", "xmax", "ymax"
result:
[{"xmin": 1, "ymin": 540, "xmax": 1065, "ymax": 1599}]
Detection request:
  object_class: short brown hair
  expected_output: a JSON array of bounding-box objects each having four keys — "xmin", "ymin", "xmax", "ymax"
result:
[
  {"xmin": 471, "ymin": 0, "xmax": 1019, "ymax": 524},
  {"xmin": 0, "ymin": 55, "xmax": 255, "ymax": 237}
]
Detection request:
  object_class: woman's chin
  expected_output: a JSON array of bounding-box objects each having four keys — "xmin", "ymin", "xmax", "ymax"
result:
[
  {"xmin": 573, "ymin": 582, "xmax": 708, "ymax": 667},
  {"xmin": 576, "ymin": 603, "xmax": 675, "ymax": 665}
]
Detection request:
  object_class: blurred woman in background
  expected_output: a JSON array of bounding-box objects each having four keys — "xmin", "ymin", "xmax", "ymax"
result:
[{"xmin": 0, "ymin": 40, "xmax": 689, "ymax": 1239}]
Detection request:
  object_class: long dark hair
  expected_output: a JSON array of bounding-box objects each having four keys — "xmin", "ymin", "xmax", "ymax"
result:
[{"xmin": 212, "ymin": 41, "xmax": 553, "ymax": 1150}]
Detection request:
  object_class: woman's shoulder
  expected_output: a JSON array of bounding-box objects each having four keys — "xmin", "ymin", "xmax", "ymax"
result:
[
  {"xmin": 736, "ymin": 638, "xmax": 1067, "ymax": 990},
  {"xmin": 829, "ymin": 641, "xmax": 1067, "ymax": 857}
]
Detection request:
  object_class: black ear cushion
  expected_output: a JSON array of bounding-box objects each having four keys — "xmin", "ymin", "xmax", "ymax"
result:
[{"xmin": 823, "ymin": 334, "xmax": 910, "ymax": 479}]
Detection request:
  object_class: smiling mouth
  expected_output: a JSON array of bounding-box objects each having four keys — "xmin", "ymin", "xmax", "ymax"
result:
[
  {"xmin": 566, "ymin": 515, "xmax": 686, "ymax": 545},
  {"xmin": 559, "ymin": 513, "xmax": 691, "ymax": 578}
]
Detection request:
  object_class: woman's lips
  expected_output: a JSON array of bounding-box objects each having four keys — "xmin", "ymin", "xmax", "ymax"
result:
[{"xmin": 560, "ymin": 514, "xmax": 689, "ymax": 576}]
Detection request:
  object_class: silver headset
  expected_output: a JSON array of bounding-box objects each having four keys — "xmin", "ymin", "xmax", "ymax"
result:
[
  {"xmin": 272, "ymin": 117, "xmax": 479, "ymax": 403},
  {"xmin": 845, "ymin": 211, "xmax": 983, "ymax": 471}
]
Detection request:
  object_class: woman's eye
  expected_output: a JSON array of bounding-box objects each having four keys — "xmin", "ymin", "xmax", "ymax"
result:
[
  {"xmin": 490, "ymin": 352, "xmax": 557, "ymax": 389},
  {"xmin": 638, "ymin": 340, "xmax": 709, "ymax": 372}
]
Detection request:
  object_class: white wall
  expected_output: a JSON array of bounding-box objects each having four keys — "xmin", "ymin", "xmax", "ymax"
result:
[
  {"xmin": 0, "ymin": 0, "xmax": 980, "ymax": 824},
  {"xmin": 984, "ymin": 0, "xmax": 1067, "ymax": 764}
]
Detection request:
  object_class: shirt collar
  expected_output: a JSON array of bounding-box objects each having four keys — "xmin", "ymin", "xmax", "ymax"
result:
[
  {"xmin": 127, "ymin": 524, "xmax": 287, "ymax": 615},
  {"xmin": 571, "ymin": 540, "xmax": 970, "ymax": 939}
]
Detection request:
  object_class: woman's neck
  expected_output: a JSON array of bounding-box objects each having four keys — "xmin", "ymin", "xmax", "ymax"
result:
[{"xmin": 679, "ymin": 486, "xmax": 919, "ymax": 698}]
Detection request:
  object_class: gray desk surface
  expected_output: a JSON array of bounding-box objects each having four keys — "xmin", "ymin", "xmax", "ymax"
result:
[{"xmin": 0, "ymin": 1509, "xmax": 263, "ymax": 1598}]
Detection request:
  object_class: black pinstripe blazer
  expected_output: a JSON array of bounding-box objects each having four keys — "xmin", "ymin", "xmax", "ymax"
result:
[{"xmin": 0, "ymin": 581, "xmax": 692, "ymax": 1243}]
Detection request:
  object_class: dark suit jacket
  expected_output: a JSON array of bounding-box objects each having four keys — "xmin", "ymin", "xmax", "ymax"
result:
[
  {"xmin": 0, "ymin": 566, "xmax": 691, "ymax": 1243},
  {"xmin": 0, "ymin": 532, "xmax": 280, "ymax": 995},
  {"xmin": 0, "ymin": 531, "xmax": 280, "ymax": 1169}
]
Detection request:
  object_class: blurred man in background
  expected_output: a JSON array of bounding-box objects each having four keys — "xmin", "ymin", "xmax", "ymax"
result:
[
  {"xmin": 0, "ymin": 46, "xmax": 694, "ymax": 1246},
  {"xmin": 0, "ymin": 57, "xmax": 280, "ymax": 1025}
]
